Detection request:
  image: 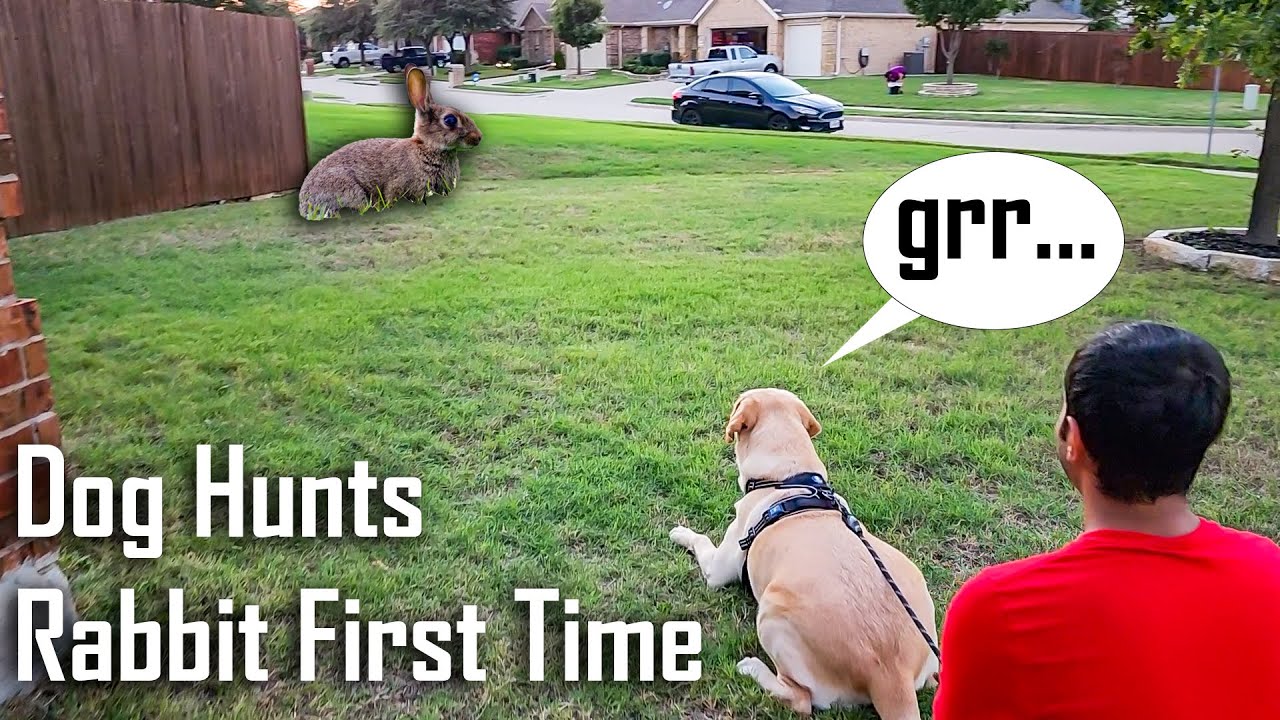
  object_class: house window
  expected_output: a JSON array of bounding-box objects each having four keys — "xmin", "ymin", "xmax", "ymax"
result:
[{"xmin": 711, "ymin": 27, "xmax": 767, "ymax": 52}]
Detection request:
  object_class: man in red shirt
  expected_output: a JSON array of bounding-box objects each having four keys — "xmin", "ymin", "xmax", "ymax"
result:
[{"xmin": 933, "ymin": 321, "xmax": 1280, "ymax": 720}]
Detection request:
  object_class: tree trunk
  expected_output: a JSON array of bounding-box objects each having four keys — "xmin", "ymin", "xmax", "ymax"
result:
[
  {"xmin": 1245, "ymin": 91, "xmax": 1280, "ymax": 246},
  {"xmin": 938, "ymin": 30, "xmax": 959, "ymax": 85},
  {"xmin": 576, "ymin": 46, "xmax": 582, "ymax": 76},
  {"xmin": 945, "ymin": 33, "xmax": 960, "ymax": 85}
]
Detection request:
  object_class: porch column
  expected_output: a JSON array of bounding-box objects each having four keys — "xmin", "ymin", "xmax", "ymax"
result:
[{"xmin": 0, "ymin": 57, "xmax": 75, "ymax": 703}]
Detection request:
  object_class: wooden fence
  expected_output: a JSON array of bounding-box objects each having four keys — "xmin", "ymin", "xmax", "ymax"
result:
[
  {"xmin": 948, "ymin": 30, "xmax": 1266, "ymax": 93},
  {"xmin": 0, "ymin": 0, "xmax": 308, "ymax": 236}
]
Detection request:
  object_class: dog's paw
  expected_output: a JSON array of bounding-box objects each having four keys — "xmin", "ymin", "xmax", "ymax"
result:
[
  {"xmin": 736, "ymin": 657, "xmax": 768, "ymax": 678},
  {"xmin": 669, "ymin": 525, "xmax": 697, "ymax": 548}
]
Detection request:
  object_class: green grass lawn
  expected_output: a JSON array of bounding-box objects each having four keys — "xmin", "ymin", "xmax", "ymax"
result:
[
  {"xmin": 323, "ymin": 64, "xmax": 381, "ymax": 75},
  {"xmin": 1134, "ymin": 151, "xmax": 1260, "ymax": 171},
  {"xmin": 508, "ymin": 69, "xmax": 644, "ymax": 90},
  {"xmin": 454, "ymin": 83, "xmax": 552, "ymax": 94},
  {"xmin": 797, "ymin": 74, "xmax": 1270, "ymax": 121},
  {"xmin": 6, "ymin": 102, "xmax": 1277, "ymax": 720}
]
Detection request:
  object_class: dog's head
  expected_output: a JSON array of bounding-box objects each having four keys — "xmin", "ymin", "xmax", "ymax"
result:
[{"xmin": 724, "ymin": 388, "xmax": 821, "ymax": 446}]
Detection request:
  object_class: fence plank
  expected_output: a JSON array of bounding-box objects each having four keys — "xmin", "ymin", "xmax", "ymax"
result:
[
  {"xmin": 950, "ymin": 30, "xmax": 1267, "ymax": 93},
  {"xmin": 0, "ymin": 0, "xmax": 308, "ymax": 236}
]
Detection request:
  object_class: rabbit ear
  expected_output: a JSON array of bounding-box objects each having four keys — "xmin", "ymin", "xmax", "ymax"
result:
[{"xmin": 405, "ymin": 65, "xmax": 431, "ymax": 112}]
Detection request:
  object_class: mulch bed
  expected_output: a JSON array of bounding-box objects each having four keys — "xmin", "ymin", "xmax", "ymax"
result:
[{"xmin": 1168, "ymin": 229, "xmax": 1280, "ymax": 260}]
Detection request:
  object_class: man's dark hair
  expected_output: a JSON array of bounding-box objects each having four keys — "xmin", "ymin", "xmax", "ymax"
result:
[{"xmin": 1062, "ymin": 321, "xmax": 1231, "ymax": 503}]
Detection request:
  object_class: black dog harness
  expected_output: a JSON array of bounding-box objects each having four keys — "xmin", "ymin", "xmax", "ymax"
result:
[{"xmin": 738, "ymin": 472, "xmax": 942, "ymax": 662}]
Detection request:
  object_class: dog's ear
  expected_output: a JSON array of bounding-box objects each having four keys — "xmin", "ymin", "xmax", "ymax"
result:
[
  {"xmin": 725, "ymin": 394, "xmax": 759, "ymax": 442},
  {"xmin": 798, "ymin": 403, "xmax": 821, "ymax": 438}
]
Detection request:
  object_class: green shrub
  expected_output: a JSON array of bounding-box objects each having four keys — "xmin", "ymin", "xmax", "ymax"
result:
[
  {"xmin": 637, "ymin": 52, "xmax": 654, "ymax": 66},
  {"xmin": 554, "ymin": 49, "xmax": 566, "ymax": 69},
  {"xmin": 497, "ymin": 44, "xmax": 523, "ymax": 61},
  {"xmin": 650, "ymin": 51, "xmax": 671, "ymax": 67},
  {"xmin": 512, "ymin": 58, "xmax": 534, "ymax": 69}
]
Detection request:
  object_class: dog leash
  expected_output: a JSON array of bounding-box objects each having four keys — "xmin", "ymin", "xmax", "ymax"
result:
[{"xmin": 739, "ymin": 473, "xmax": 942, "ymax": 662}]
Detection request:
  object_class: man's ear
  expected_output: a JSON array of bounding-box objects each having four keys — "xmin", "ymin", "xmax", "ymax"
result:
[
  {"xmin": 725, "ymin": 395, "xmax": 759, "ymax": 442},
  {"xmin": 1061, "ymin": 415, "xmax": 1086, "ymax": 465},
  {"xmin": 798, "ymin": 404, "xmax": 821, "ymax": 438}
]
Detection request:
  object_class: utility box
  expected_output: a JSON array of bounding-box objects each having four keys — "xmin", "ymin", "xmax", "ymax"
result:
[
  {"xmin": 1243, "ymin": 84, "xmax": 1261, "ymax": 111},
  {"xmin": 902, "ymin": 51, "xmax": 925, "ymax": 76},
  {"xmin": 448, "ymin": 63, "xmax": 465, "ymax": 87}
]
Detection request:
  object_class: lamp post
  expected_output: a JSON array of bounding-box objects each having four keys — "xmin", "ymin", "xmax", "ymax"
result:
[{"xmin": 1206, "ymin": 64, "xmax": 1222, "ymax": 161}]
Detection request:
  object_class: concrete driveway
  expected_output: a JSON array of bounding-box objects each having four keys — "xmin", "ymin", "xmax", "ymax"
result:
[{"xmin": 303, "ymin": 73, "xmax": 1263, "ymax": 157}]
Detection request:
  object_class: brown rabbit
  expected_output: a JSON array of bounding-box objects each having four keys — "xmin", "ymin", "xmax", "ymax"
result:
[{"xmin": 299, "ymin": 65, "xmax": 482, "ymax": 220}]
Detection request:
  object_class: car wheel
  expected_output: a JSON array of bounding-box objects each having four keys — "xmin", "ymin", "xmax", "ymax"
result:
[
  {"xmin": 767, "ymin": 113, "xmax": 792, "ymax": 131},
  {"xmin": 763, "ymin": 64, "xmax": 778, "ymax": 73},
  {"xmin": 336, "ymin": 58, "xmax": 350, "ymax": 68},
  {"xmin": 680, "ymin": 108, "xmax": 703, "ymax": 126}
]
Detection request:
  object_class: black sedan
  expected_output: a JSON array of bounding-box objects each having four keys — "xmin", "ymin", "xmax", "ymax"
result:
[
  {"xmin": 382, "ymin": 46, "xmax": 451, "ymax": 73},
  {"xmin": 671, "ymin": 72, "xmax": 844, "ymax": 132}
]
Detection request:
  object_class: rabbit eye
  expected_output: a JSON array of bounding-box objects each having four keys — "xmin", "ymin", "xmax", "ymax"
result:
[{"xmin": 443, "ymin": 114, "xmax": 458, "ymax": 128}]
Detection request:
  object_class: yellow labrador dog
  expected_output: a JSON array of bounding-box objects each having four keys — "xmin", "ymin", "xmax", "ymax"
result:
[{"xmin": 669, "ymin": 388, "xmax": 938, "ymax": 718}]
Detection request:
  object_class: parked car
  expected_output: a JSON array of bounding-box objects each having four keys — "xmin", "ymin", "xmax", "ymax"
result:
[
  {"xmin": 667, "ymin": 45, "xmax": 781, "ymax": 83},
  {"xmin": 323, "ymin": 42, "xmax": 388, "ymax": 68},
  {"xmin": 381, "ymin": 46, "xmax": 450, "ymax": 72},
  {"xmin": 671, "ymin": 72, "xmax": 843, "ymax": 132}
]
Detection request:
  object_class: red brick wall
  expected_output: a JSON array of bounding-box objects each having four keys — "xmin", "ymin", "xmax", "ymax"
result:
[
  {"xmin": 472, "ymin": 31, "xmax": 506, "ymax": 64},
  {"xmin": 621, "ymin": 27, "xmax": 642, "ymax": 61},
  {"xmin": 0, "ymin": 68, "xmax": 60, "ymax": 572}
]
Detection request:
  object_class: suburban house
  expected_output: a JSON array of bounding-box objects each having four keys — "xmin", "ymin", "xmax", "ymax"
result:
[
  {"xmin": 517, "ymin": 0, "xmax": 1087, "ymax": 75},
  {"xmin": 516, "ymin": 1, "xmax": 560, "ymax": 64}
]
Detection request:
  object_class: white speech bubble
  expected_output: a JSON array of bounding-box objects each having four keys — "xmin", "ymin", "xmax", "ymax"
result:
[{"xmin": 826, "ymin": 152, "xmax": 1124, "ymax": 365}]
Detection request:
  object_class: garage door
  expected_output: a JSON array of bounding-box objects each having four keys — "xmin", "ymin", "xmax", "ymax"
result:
[
  {"xmin": 565, "ymin": 42, "xmax": 608, "ymax": 70},
  {"xmin": 783, "ymin": 24, "xmax": 822, "ymax": 77}
]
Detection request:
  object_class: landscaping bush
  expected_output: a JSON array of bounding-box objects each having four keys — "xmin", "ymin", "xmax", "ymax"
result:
[
  {"xmin": 497, "ymin": 44, "xmax": 523, "ymax": 62},
  {"xmin": 622, "ymin": 58, "xmax": 664, "ymax": 74},
  {"xmin": 450, "ymin": 50, "xmax": 466, "ymax": 64},
  {"xmin": 512, "ymin": 58, "xmax": 534, "ymax": 69},
  {"xmin": 554, "ymin": 49, "xmax": 566, "ymax": 69},
  {"xmin": 984, "ymin": 38, "xmax": 1011, "ymax": 78},
  {"xmin": 623, "ymin": 51, "xmax": 671, "ymax": 74}
]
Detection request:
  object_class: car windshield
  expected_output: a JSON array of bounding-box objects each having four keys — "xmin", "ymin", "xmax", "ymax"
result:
[{"xmin": 751, "ymin": 75, "xmax": 808, "ymax": 98}]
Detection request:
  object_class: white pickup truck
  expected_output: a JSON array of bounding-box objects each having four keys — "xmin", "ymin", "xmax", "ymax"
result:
[
  {"xmin": 667, "ymin": 45, "xmax": 782, "ymax": 83},
  {"xmin": 322, "ymin": 42, "xmax": 389, "ymax": 68}
]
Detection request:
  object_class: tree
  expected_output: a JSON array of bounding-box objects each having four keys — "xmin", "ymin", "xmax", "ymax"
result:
[
  {"xmin": 307, "ymin": 0, "xmax": 377, "ymax": 63},
  {"xmin": 163, "ymin": 0, "xmax": 292, "ymax": 15},
  {"xmin": 376, "ymin": 0, "xmax": 510, "ymax": 66},
  {"xmin": 1081, "ymin": 0, "xmax": 1120, "ymax": 31},
  {"xmin": 1130, "ymin": 0, "xmax": 1279, "ymax": 245},
  {"xmin": 375, "ymin": 0, "xmax": 442, "ymax": 45},
  {"xmin": 904, "ymin": 0, "xmax": 1028, "ymax": 85},
  {"xmin": 984, "ymin": 37, "xmax": 1009, "ymax": 78},
  {"xmin": 552, "ymin": 0, "xmax": 604, "ymax": 76}
]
